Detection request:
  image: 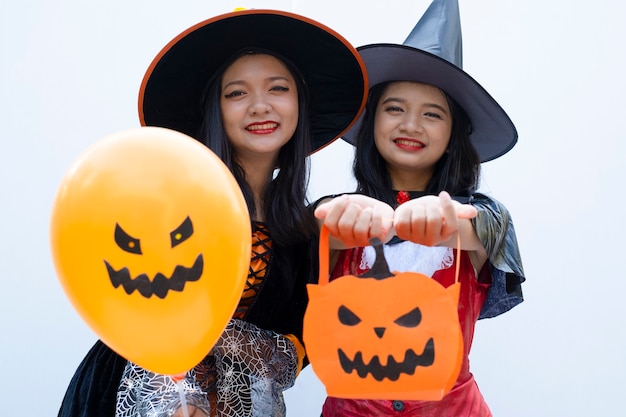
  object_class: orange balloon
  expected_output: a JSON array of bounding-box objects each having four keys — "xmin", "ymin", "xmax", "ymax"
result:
[{"xmin": 50, "ymin": 127, "xmax": 251, "ymax": 375}]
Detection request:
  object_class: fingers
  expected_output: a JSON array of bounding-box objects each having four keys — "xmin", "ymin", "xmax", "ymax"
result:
[
  {"xmin": 439, "ymin": 191, "xmax": 459, "ymax": 239},
  {"xmin": 316, "ymin": 195, "xmax": 394, "ymax": 247},
  {"xmin": 394, "ymin": 191, "xmax": 476, "ymax": 246},
  {"xmin": 455, "ymin": 203, "xmax": 478, "ymax": 219},
  {"xmin": 316, "ymin": 192, "xmax": 475, "ymax": 248},
  {"xmin": 394, "ymin": 195, "xmax": 445, "ymax": 246},
  {"xmin": 370, "ymin": 204, "xmax": 396, "ymax": 243},
  {"xmin": 174, "ymin": 406, "xmax": 207, "ymax": 417}
]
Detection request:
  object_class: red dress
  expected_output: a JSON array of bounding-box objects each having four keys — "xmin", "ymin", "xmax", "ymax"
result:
[{"xmin": 322, "ymin": 245, "xmax": 492, "ymax": 417}]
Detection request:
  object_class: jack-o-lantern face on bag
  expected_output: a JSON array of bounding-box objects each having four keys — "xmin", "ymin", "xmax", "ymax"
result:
[
  {"xmin": 303, "ymin": 232, "xmax": 463, "ymax": 401},
  {"xmin": 50, "ymin": 127, "xmax": 251, "ymax": 375}
]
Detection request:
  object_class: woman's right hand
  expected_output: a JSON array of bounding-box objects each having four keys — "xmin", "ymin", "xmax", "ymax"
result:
[
  {"xmin": 393, "ymin": 191, "xmax": 478, "ymax": 247},
  {"xmin": 172, "ymin": 406, "xmax": 208, "ymax": 417},
  {"xmin": 315, "ymin": 194, "xmax": 395, "ymax": 248}
]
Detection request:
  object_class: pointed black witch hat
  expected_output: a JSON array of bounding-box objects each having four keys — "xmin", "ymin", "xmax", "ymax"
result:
[{"xmin": 343, "ymin": 0, "xmax": 517, "ymax": 162}]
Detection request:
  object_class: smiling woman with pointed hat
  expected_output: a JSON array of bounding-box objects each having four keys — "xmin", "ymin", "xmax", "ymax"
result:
[{"xmin": 314, "ymin": 1, "xmax": 525, "ymax": 416}]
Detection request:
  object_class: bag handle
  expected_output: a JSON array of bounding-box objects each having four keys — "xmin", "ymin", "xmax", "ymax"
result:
[
  {"xmin": 318, "ymin": 225, "xmax": 331, "ymax": 286},
  {"xmin": 318, "ymin": 224, "xmax": 461, "ymax": 286}
]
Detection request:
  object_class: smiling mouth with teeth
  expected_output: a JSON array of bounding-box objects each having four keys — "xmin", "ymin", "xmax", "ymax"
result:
[
  {"xmin": 246, "ymin": 122, "xmax": 279, "ymax": 131},
  {"xmin": 394, "ymin": 138, "xmax": 424, "ymax": 147}
]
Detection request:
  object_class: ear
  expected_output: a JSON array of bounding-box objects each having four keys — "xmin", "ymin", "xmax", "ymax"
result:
[
  {"xmin": 306, "ymin": 283, "xmax": 320, "ymax": 298},
  {"xmin": 446, "ymin": 282, "xmax": 461, "ymax": 305}
]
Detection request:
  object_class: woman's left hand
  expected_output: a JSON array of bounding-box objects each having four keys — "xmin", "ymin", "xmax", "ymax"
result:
[{"xmin": 393, "ymin": 191, "xmax": 477, "ymax": 246}]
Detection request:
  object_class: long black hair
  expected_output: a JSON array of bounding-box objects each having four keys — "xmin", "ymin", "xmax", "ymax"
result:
[
  {"xmin": 353, "ymin": 81, "xmax": 481, "ymax": 207},
  {"xmin": 198, "ymin": 49, "xmax": 317, "ymax": 246}
]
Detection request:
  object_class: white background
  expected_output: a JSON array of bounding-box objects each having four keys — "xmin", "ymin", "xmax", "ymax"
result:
[{"xmin": 2, "ymin": 0, "xmax": 625, "ymax": 415}]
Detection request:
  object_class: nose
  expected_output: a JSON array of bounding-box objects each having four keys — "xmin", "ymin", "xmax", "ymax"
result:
[
  {"xmin": 249, "ymin": 96, "xmax": 272, "ymax": 115},
  {"xmin": 400, "ymin": 112, "xmax": 423, "ymax": 134},
  {"xmin": 374, "ymin": 327, "xmax": 386, "ymax": 339}
]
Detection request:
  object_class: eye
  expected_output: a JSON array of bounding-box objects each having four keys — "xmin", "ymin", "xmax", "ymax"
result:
[
  {"xmin": 338, "ymin": 305, "xmax": 361, "ymax": 326},
  {"xmin": 114, "ymin": 224, "xmax": 142, "ymax": 255},
  {"xmin": 384, "ymin": 105, "xmax": 404, "ymax": 113},
  {"xmin": 394, "ymin": 307, "xmax": 422, "ymax": 327},
  {"xmin": 170, "ymin": 216, "xmax": 194, "ymax": 248},
  {"xmin": 224, "ymin": 90, "xmax": 245, "ymax": 99},
  {"xmin": 270, "ymin": 85, "xmax": 289, "ymax": 92},
  {"xmin": 424, "ymin": 111, "xmax": 443, "ymax": 119}
]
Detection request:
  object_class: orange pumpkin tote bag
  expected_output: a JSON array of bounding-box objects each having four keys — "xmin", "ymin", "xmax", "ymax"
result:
[{"xmin": 303, "ymin": 226, "xmax": 463, "ymax": 400}]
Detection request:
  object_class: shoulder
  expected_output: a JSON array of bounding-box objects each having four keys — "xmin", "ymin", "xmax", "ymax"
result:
[
  {"xmin": 471, "ymin": 192, "xmax": 510, "ymax": 213},
  {"xmin": 470, "ymin": 193, "xmax": 515, "ymax": 231}
]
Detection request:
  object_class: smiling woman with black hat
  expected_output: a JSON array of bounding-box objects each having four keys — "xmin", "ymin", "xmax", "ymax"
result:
[
  {"xmin": 57, "ymin": 8, "xmax": 366, "ymax": 417},
  {"xmin": 314, "ymin": 0, "xmax": 525, "ymax": 416}
]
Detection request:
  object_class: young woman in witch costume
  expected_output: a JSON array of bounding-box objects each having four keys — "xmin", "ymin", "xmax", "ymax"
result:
[
  {"xmin": 315, "ymin": 1, "xmax": 525, "ymax": 415},
  {"xmin": 57, "ymin": 9, "xmax": 366, "ymax": 417}
]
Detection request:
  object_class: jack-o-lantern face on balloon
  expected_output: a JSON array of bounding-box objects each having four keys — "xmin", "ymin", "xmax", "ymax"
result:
[
  {"xmin": 106, "ymin": 215, "xmax": 203, "ymax": 299},
  {"xmin": 50, "ymin": 127, "xmax": 251, "ymax": 375},
  {"xmin": 304, "ymin": 237, "xmax": 463, "ymax": 401}
]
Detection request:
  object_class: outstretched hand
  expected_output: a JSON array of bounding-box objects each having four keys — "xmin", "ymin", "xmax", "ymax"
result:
[
  {"xmin": 315, "ymin": 192, "xmax": 477, "ymax": 249},
  {"xmin": 315, "ymin": 194, "xmax": 395, "ymax": 248},
  {"xmin": 394, "ymin": 191, "xmax": 477, "ymax": 246}
]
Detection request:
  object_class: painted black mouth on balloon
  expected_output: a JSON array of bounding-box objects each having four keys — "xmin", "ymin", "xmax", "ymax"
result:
[
  {"xmin": 338, "ymin": 338, "xmax": 435, "ymax": 381},
  {"xmin": 104, "ymin": 254, "xmax": 203, "ymax": 299}
]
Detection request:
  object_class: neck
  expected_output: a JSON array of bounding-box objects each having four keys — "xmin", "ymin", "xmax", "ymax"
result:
[
  {"xmin": 390, "ymin": 172, "xmax": 431, "ymax": 191},
  {"xmin": 236, "ymin": 155, "xmax": 277, "ymax": 222},
  {"xmin": 388, "ymin": 166, "xmax": 432, "ymax": 192}
]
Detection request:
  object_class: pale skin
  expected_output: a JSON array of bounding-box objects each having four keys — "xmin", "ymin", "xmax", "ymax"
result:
[
  {"xmin": 315, "ymin": 81, "xmax": 488, "ymax": 273},
  {"xmin": 172, "ymin": 52, "xmax": 299, "ymax": 417}
]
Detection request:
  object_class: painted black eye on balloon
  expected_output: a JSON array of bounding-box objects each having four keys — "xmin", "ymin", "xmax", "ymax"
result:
[
  {"xmin": 338, "ymin": 305, "xmax": 362, "ymax": 326},
  {"xmin": 170, "ymin": 216, "xmax": 194, "ymax": 248},
  {"xmin": 114, "ymin": 223, "xmax": 142, "ymax": 255}
]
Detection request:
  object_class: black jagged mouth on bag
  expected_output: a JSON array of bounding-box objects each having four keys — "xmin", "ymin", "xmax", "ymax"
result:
[{"xmin": 337, "ymin": 338, "xmax": 435, "ymax": 381}]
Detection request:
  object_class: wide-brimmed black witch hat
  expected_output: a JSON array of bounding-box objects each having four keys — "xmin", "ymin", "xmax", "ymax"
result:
[
  {"xmin": 343, "ymin": 0, "xmax": 517, "ymax": 162},
  {"xmin": 138, "ymin": 9, "xmax": 367, "ymax": 154}
]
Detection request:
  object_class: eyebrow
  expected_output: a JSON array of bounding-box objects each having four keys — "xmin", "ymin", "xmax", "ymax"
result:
[
  {"xmin": 381, "ymin": 96, "xmax": 449, "ymax": 114},
  {"xmin": 222, "ymin": 75, "xmax": 291, "ymax": 91}
]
